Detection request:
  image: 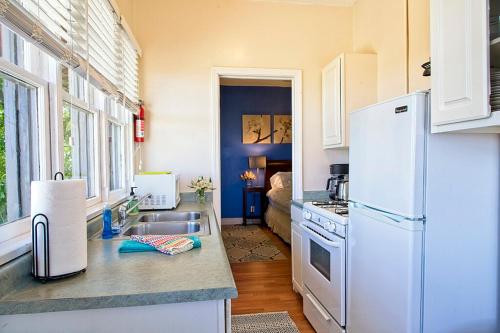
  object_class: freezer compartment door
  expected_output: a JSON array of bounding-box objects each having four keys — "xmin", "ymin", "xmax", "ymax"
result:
[
  {"xmin": 349, "ymin": 93, "xmax": 427, "ymax": 219},
  {"xmin": 347, "ymin": 204, "xmax": 423, "ymax": 333}
]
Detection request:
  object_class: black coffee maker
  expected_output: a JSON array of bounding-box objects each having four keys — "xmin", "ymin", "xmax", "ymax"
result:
[{"xmin": 326, "ymin": 164, "xmax": 349, "ymax": 201}]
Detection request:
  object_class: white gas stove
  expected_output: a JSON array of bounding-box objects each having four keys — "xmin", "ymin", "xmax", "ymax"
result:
[{"xmin": 300, "ymin": 200, "xmax": 349, "ymax": 332}]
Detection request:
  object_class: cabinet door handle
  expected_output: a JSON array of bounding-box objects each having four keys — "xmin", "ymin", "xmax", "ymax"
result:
[{"xmin": 305, "ymin": 293, "xmax": 331, "ymax": 322}]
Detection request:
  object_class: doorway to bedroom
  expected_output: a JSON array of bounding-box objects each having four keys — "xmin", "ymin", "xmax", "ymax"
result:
[{"xmin": 219, "ymin": 78, "xmax": 293, "ymax": 241}]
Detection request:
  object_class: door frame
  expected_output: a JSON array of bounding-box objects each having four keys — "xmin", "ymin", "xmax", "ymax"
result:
[{"xmin": 210, "ymin": 67, "xmax": 303, "ymax": 222}]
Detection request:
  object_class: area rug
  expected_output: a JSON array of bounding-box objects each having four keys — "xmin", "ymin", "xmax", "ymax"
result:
[
  {"xmin": 221, "ymin": 225, "xmax": 287, "ymax": 263},
  {"xmin": 232, "ymin": 311, "xmax": 299, "ymax": 333}
]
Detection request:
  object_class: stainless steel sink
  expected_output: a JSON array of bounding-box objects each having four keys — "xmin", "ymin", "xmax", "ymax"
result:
[
  {"xmin": 90, "ymin": 210, "xmax": 210, "ymax": 240},
  {"xmin": 123, "ymin": 222, "xmax": 202, "ymax": 236},
  {"xmin": 138, "ymin": 211, "xmax": 201, "ymax": 222}
]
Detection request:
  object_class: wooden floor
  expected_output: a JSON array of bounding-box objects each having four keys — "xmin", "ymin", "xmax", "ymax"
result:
[{"xmin": 229, "ymin": 225, "xmax": 315, "ymax": 333}]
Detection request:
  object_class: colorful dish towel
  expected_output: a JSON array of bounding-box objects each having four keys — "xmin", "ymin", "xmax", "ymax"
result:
[
  {"xmin": 118, "ymin": 240, "xmax": 156, "ymax": 253},
  {"xmin": 130, "ymin": 235, "xmax": 202, "ymax": 255}
]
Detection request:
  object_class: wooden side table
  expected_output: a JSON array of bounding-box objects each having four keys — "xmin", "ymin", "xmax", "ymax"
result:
[{"xmin": 242, "ymin": 186, "xmax": 266, "ymax": 225}]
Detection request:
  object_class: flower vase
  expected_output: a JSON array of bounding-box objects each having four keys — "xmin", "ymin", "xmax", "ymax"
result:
[
  {"xmin": 246, "ymin": 180, "xmax": 253, "ymax": 187},
  {"xmin": 196, "ymin": 189, "xmax": 206, "ymax": 204}
]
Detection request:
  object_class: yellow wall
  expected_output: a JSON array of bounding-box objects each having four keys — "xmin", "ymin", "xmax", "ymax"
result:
[
  {"xmin": 116, "ymin": 0, "xmax": 353, "ymax": 191},
  {"xmin": 117, "ymin": 0, "xmax": 430, "ymax": 192},
  {"xmin": 353, "ymin": 0, "xmax": 430, "ymax": 101},
  {"xmin": 408, "ymin": 0, "xmax": 430, "ymax": 93}
]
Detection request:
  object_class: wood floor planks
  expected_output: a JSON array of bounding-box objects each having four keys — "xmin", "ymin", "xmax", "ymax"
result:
[{"xmin": 229, "ymin": 226, "xmax": 315, "ymax": 333}]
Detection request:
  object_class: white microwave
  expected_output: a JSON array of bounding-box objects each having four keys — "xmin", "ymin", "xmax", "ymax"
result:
[{"xmin": 134, "ymin": 173, "xmax": 180, "ymax": 210}]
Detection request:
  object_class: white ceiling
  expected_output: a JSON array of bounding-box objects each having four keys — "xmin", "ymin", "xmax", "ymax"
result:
[{"xmin": 250, "ymin": 0, "xmax": 356, "ymax": 6}]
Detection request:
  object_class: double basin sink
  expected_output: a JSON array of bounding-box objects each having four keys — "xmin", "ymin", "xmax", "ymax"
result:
[{"xmin": 118, "ymin": 211, "xmax": 210, "ymax": 238}]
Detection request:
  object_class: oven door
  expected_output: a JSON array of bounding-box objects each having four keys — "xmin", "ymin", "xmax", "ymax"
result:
[{"xmin": 301, "ymin": 221, "xmax": 346, "ymax": 327}]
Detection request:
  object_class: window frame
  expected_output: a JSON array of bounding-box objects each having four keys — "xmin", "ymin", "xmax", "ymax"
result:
[
  {"xmin": 0, "ymin": 57, "xmax": 51, "ymax": 263},
  {"xmin": 58, "ymin": 88, "xmax": 102, "ymax": 208},
  {"xmin": 57, "ymin": 65, "xmax": 132, "ymax": 210},
  {"xmin": 104, "ymin": 115, "xmax": 127, "ymax": 203},
  {"xmin": 56, "ymin": 64, "xmax": 104, "ymax": 207}
]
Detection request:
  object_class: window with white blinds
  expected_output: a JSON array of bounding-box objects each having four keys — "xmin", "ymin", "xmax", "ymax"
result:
[
  {"xmin": 0, "ymin": 21, "xmax": 137, "ymax": 264},
  {"xmin": 6, "ymin": 0, "xmax": 140, "ymax": 105}
]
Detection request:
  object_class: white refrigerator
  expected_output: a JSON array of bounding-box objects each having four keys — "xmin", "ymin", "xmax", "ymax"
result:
[{"xmin": 347, "ymin": 92, "xmax": 499, "ymax": 333}]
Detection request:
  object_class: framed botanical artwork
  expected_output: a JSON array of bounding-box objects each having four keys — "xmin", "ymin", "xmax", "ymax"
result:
[
  {"xmin": 242, "ymin": 115, "xmax": 271, "ymax": 144},
  {"xmin": 273, "ymin": 115, "xmax": 292, "ymax": 144}
]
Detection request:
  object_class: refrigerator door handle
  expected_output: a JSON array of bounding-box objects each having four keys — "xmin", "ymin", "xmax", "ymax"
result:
[
  {"xmin": 349, "ymin": 202, "xmax": 425, "ymax": 231},
  {"xmin": 350, "ymin": 202, "xmax": 407, "ymax": 223}
]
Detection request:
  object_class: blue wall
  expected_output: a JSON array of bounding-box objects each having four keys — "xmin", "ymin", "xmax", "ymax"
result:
[{"xmin": 220, "ymin": 86, "xmax": 292, "ymax": 218}]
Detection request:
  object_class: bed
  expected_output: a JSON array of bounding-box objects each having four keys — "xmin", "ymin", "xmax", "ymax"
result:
[{"xmin": 264, "ymin": 160, "xmax": 292, "ymax": 244}]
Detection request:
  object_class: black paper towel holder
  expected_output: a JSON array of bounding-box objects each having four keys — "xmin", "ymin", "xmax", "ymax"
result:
[{"xmin": 31, "ymin": 172, "xmax": 87, "ymax": 282}]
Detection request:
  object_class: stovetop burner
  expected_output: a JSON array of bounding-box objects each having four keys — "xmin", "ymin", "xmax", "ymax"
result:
[
  {"xmin": 311, "ymin": 200, "xmax": 349, "ymax": 215},
  {"xmin": 311, "ymin": 200, "xmax": 348, "ymax": 208}
]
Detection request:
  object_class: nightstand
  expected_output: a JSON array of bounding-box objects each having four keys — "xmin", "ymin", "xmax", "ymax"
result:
[{"xmin": 242, "ymin": 186, "xmax": 266, "ymax": 225}]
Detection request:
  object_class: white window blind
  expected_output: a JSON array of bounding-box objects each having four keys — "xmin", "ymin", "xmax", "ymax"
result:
[
  {"xmin": 88, "ymin": 0, "xmax": 118, "ymax": 86},
  {"xmin": 17, "ymin": 0, "xmax": 71, "ymax": 46},
  {"xmin": 68, "ymin": 0, "xmax": 88, "ymax": 59},
  {"xmin": 3, "ymin": 0, "xmax": 141, "ymax": 107},
  {"xmin": 14, "ymin": 0, "xmax": 87, "ymax": 61},
  {"xmin": 120, "ymin": 31, "xmax": 138, "ymax": 104}
]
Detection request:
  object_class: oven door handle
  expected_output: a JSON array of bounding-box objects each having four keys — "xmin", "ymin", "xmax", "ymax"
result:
[
  {"xmin": 300, "ymin": 222, "xmax": 341, "ymax": 248},
  {"xmin": 305, "ymin": 293, "xmax": 331, "ymax": 322}
]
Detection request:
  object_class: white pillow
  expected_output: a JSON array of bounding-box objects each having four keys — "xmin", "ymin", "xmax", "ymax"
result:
[{"xmin": 270, "ymin": 172, "xmax": 292, "ymax": 189}]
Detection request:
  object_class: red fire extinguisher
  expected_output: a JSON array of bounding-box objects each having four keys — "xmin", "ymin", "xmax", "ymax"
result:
[{"xmin": 134, "ymin": 101, "xmax": 145, "ymax": 143}]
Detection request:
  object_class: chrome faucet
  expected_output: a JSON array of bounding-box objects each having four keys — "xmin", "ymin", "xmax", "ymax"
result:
[{"xmin": 118, "ymin": 193, "xmax": 152, "ymax": 227}]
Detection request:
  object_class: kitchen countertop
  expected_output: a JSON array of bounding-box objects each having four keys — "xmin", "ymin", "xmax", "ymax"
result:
[
  {"xmin": 0, "ymin": 201, "xmax": 237, "ymax": 315},
  {"xmin": 291, "ymin": 199, "xmax": 309, "ymax": 208},
  {"xmin": 291, "ymin": 191, "xmax": 331, "ymax": 208}
]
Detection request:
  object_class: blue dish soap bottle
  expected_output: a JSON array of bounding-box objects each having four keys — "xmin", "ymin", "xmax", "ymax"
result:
[{"xmin": 102, "ymin": 203, "xmax": 113, "ymax": 239}]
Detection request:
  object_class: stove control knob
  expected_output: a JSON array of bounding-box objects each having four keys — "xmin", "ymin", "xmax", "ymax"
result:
[
  {"xmin": 327, "ymin": 223, "xmax": 337, "ymax": 232},
  {"xmin": 303, "ymin": 211, "xmax": 312, "ymax": 220}
]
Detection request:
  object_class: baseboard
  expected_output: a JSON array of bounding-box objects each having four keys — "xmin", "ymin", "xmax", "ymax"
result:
[
  {"xmin": 221, "ymin": 218, "xmax": 264, "ymax": 225},
  {"xmin": 221, "ymin": 218, "xmax": 243, "ymax": 225}
]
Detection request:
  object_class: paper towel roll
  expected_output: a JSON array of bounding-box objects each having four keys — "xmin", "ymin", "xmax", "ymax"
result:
[{"xmin": 31, "ymin": 179, "xmax": 87, "ymax": 278}]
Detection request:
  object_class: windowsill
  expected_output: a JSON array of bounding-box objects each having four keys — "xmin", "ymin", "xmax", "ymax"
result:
[
  {"xmin": 86, "ymin": 196, "xmax": 128, "ymax": 220},
  {"xmin": 0, "ymin": 232, "xmax": 31, "ymax": 266},
  {"xmin": 0, "ymin": 195, "xmax": 129, "ymax": 267}
]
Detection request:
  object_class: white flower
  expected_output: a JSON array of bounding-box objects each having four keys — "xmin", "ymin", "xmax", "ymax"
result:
[{"xmin": 188, "ymin": 176, "xmax": 214, "ymax": 191}]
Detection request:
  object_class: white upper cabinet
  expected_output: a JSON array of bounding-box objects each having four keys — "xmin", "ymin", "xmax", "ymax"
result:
[
  {"xmin": 322, "ymin": 53, "xmax": 377, "ymax": 149},
  {"xmin": 323, "ymin": 56, "xmax": 343, "ymax": 148},
  {"xmin": 431, "ymin": 0, "xmax": 500, "ymax": 133}
]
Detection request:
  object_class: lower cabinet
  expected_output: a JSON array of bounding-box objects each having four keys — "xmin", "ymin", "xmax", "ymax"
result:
[
  {"xmin": 291, "ymin": 205, "xmax": 303, "ymax": 295},
  {"xmin": 0, "ymin": 299, "xmax": 229, "ymax": 333}
]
